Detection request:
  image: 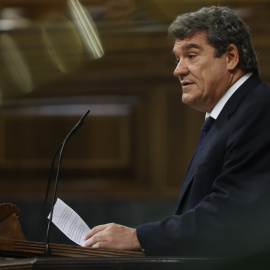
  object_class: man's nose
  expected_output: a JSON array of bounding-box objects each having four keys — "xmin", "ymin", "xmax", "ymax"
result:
[{"xmin": 173, "ymin": 60, "xmax": 189, "ymax": 77}]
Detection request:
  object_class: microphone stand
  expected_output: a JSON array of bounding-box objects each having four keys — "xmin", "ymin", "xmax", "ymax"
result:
[
  {"xmin": 38, "ymin": 143, "xmax": 62, "ymax": 242},
  {"xmin": 38, "ymin": 110, "xmax": 90, "ymax": 256}
]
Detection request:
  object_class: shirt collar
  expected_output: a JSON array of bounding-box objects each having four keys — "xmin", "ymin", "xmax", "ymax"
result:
[{"xmin": 206, "ymin": 72, "xmax": 252, "ymax": 119}]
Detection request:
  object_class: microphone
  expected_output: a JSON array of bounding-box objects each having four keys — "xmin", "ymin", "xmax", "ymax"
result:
[{"xmin": 38, "ymin": 110, "xmax": 90, "ymax": 255}]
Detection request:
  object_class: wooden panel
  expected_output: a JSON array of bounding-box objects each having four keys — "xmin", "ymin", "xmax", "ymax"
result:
[
  {"xmin": 0, "ymin": 97, "xmax": 140, "ymax": 169},
  {"xmin": 1, "ymin": 115, "xmax": 130, "ymax": 168},
  {"xmin": 1, "ymin": 0, "xmax": 270, "ymax": 200}
]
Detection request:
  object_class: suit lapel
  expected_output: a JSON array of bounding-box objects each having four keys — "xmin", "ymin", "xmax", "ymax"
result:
[{"xmin": 174, "ymin": 74, "xmax": 262, "ymax": 214}]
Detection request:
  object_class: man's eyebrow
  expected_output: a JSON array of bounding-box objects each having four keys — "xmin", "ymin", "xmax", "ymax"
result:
[
  {"xmin": 182, "ymin": 43, "xmax": 202, "ymax": 51},
  {"xmin": 171, "ymin": 43, "xmax": 202, "ymax": 57}
]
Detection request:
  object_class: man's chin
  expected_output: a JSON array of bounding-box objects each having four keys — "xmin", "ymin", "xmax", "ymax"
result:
[
  {"xmin": 182, "ymin": 97, "xmax": 207, "ymax": 112},
  {"xmin": 182, "ymin": 95, "xmax": 194, "ymax": 106}
]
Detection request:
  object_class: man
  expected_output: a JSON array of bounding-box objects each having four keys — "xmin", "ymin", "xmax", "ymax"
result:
[{"xmin": 83, "ymin": 6, "xmax": 270, "ymax": 257}]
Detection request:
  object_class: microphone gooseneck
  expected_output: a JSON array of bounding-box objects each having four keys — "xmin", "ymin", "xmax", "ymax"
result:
[
  {"xmin": 38, "ymin": 142, "xmax": 62, "ymax": 242},
  {"xmin": 38, "ymin": 110, "xmax": 90, "ymax": 256}
]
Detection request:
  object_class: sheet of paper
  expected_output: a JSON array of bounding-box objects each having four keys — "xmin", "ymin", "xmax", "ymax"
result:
[{"xmin": 48, "ymin": 198, "xmax": 90, "ymax": 246}]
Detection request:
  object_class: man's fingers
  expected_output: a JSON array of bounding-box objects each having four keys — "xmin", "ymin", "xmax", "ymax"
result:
[
  {"xmin": 82, "ymin": 234, "xmax": 106, "ymax": 248},
  {"xmin": 83, "ymin": 224, "xmax": 110, "ymax": 241},
  {"xmin": 82, "ymin": 223, "xmax": 141, "ymax": 250},
  {"xmin": 82, "ymin": 223, "xmax": 115, "ymax": 247}
]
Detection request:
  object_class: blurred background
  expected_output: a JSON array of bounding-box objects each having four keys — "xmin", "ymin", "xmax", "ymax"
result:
[{"xmin": 0, "ymin": 0, "xmax": 269, "ymax": 245}]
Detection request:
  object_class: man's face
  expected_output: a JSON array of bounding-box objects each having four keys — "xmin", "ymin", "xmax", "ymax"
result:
[{"xmin": 173, "ymin": 31, "xmax": 231, "ymax": 112}]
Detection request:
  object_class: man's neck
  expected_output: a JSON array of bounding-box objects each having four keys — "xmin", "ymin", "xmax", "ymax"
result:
[{"xmin": 206, "ymin": 72, "xmax": 253, "ymax": 119}]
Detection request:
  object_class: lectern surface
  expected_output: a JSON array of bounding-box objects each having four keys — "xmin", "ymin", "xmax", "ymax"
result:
[{"xmin": 0, "ymin": 256, "xmax": 222, "ymax": 270}]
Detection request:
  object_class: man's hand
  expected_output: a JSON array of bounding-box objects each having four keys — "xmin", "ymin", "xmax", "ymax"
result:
[{"xmin": 82, "ymin": 223, "xmax": 142, "ymax": 250}]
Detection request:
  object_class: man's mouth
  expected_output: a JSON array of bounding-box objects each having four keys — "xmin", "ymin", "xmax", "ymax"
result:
[{"xmin": 181, "ymin": 81, "xmax": 194, "ymax": 87}]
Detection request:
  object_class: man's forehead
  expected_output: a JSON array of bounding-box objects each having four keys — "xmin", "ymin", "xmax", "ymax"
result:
[{"xmin": 173, "ymin": 32, "xmax": 208, "ymax": 52}]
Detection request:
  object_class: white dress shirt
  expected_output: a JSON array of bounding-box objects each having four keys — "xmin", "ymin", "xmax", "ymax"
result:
[{"xmin": 206, "ymin": 73, "xmax": 252, "ymax": 119}]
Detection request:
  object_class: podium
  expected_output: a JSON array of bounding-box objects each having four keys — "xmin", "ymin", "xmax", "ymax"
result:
[
  {"xmin": 0, "ymin": 203, "xmax": 226, "ymax": 269},
  {"xmin": 0, "ymin": 203, "xmax": 144, "ymax": 258},
  {"xmin": 0, "ymin": 256, "xmax": 225, "ymax": 270}
]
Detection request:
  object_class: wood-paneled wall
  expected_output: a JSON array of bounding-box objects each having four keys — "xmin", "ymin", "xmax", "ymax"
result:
[{"xmin": 0, "ymin": 0, "xmax": 269, "ymax": 200}]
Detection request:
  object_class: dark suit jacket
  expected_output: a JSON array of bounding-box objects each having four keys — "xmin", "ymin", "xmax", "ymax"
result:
[{"xmin": 137, "ymin": 74, "xmax": 270, "ymax": 257}]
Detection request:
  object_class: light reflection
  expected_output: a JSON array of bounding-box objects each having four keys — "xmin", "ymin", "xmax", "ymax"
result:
[
  {"xmin": 41, "ymin": 15, "xmax": 84, "ymax": 73},
  {"xmin": 0, "ymin": 0, "xmax": 105, "ymax": 102},
  {"xmin": 0, "ymin": 8, "xmax": 32, "ymax": 31},
  {"xmin": 68, "ymin": 0, "xmax": 104, "ymax": 59},
  {"xmin": 0, "ymin": 34, "xmax": 34, "ymax": 95}
]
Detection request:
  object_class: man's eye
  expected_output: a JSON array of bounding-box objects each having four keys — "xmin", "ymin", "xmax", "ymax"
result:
[
  {"xmin": 189, "ymin": 54, "xmax": 196, "ymax": 59},
  {"xmin": 175, "ymin": 59, "xmax": 180, "ymax": 65}
]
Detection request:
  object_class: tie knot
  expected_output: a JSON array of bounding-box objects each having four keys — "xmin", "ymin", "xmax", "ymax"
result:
[
  {"xmin": 202, "ymin": 117, "xmax": 215, "ymax": 133},
  {"xmin": 196, "ymin": 117, "xmax": 215, "ymax": 149}
]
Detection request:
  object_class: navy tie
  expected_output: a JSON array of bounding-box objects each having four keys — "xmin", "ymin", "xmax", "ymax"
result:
[
  {"xmin": 196, "ymin": 117, "xmax": 215, "ymax": 149},
  {"xmin": 174, "ymin": 116, "xmax": 215, "ymax": 214}
]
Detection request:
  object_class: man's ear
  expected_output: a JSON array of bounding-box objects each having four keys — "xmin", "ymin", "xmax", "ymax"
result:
[{"xmin": 226, "ymin": 44, "xmax": 239, "ymax": 71}]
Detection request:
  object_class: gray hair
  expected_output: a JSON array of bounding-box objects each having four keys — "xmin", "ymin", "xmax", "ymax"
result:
[{"xmin": 168, "ymin": 6, "xmax": 259, "ymax": 74}]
